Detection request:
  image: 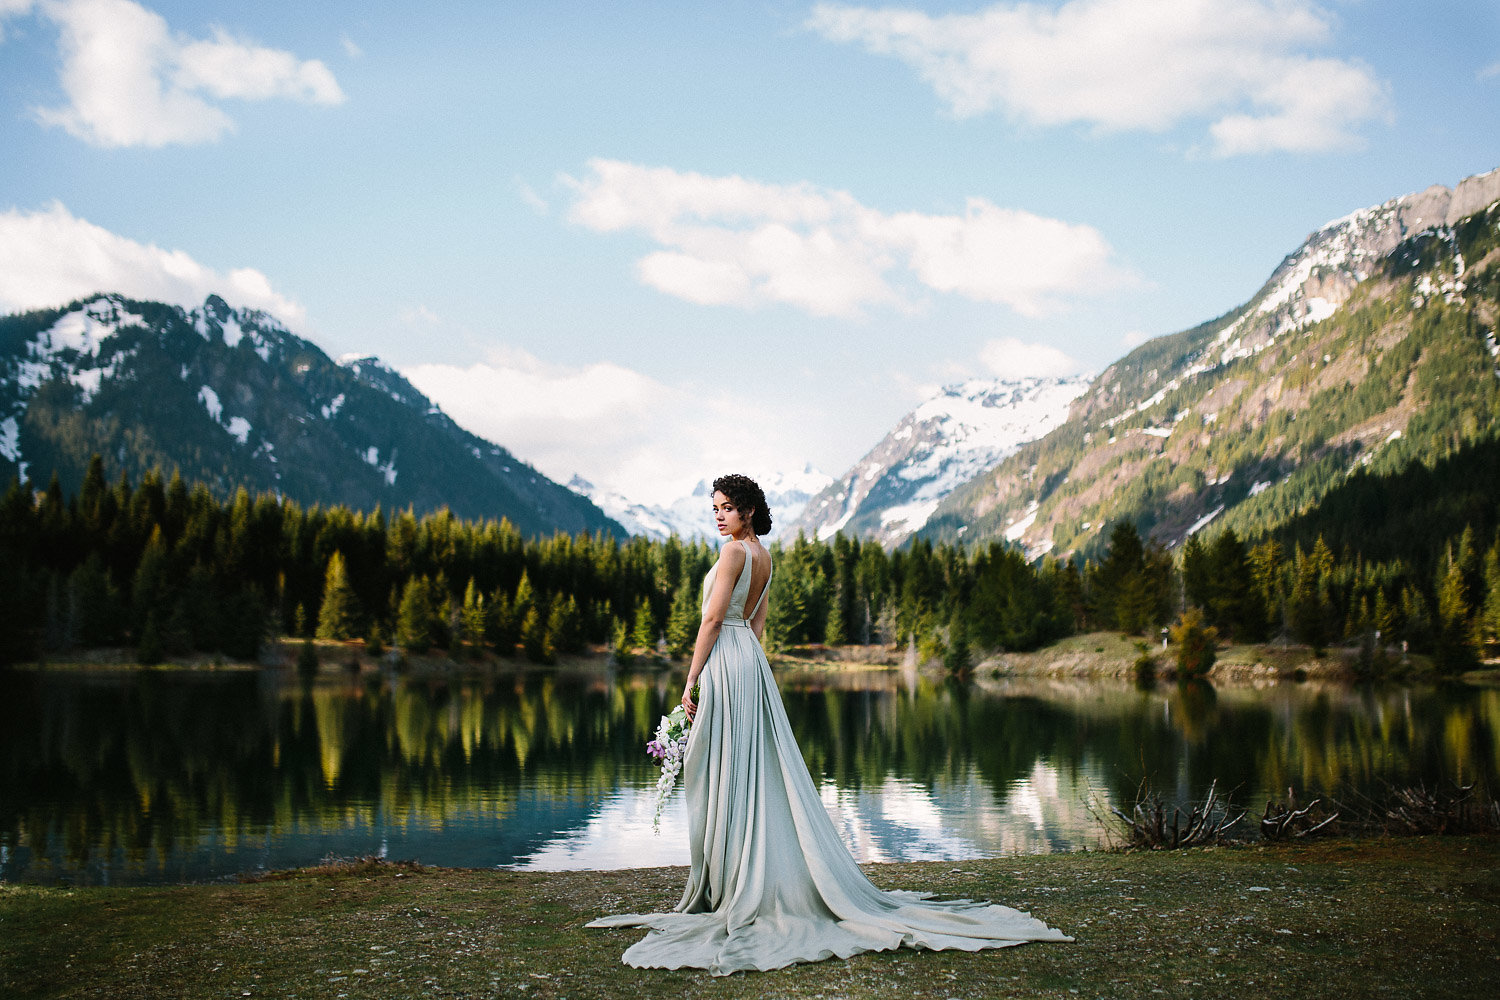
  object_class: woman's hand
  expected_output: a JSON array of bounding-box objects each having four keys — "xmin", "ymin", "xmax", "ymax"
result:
[{"xmin": 681, "ymin": 687, "xmax": 697, "ymax": 721}]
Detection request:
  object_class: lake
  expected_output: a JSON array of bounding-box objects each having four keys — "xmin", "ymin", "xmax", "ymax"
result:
[{"xmin": 1, "ymin": 662, "xmax": 1496, "ymax": 885}]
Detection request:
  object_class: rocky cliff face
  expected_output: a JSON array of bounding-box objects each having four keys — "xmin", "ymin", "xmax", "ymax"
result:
[{"xmin": 922, "ymin": 166, "xmax": 1500, "ymax": 557}]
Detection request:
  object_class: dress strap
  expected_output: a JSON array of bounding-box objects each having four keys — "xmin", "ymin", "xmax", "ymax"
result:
[{"xmin": 745, "ymin": 540, "xmax": 772, "ymax": 620}]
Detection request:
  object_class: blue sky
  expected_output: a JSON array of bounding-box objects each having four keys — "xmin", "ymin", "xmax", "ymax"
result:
[{"xmin": 1, "ymin": 0, "xmax": 1497, "ymax": 505}]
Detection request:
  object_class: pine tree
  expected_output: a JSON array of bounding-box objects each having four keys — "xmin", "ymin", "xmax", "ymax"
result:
[
  {"xmin": 610, "ymin": 615, "xmax": 635, "ymax": 664},
  {"xmin": 543, "ymin": 598, "xmax": 576, "ymax": 662},
  {"xmin": 1290, "ymin": 549, "xmax": 1328, "ymax": 656},
  {"xmin": 631, "ymin": 596, "xmax": 657, "ymax": 651},
  {"xmin": 1180, "ymin": 534, "xmax": 1212, "ymax": 610},
  {"xmin": 316, "ymin": 552, "xmax": 362, "ymax": 641},
  {"xmin": 1248, "ymin": 539, "xmax": 1284, "ymax": 635},
  {"xmin": 1115, "ymin": 569, "xmax": 1158, "ymax": 635},
  {"xmin": 460, "ymin": 577, "xmax": 486, "ymax": 650},
  {"xmin": 489, "ymin": 590, "xmax": 517, "ymax": 656},
  {"xmin": 665, "ymin": 584, "xmax": 697, "ymax": 658},
  {"xmin": 942, "ymin": 610, "xmax": 970, "ymax": 674},
  {"xmin": 1481, "ymin": 543, "xmax": 1500, "ymax": 657},
  {"xmin": 69, "ymin": 552, "xmax": 122, "ymax": 647},
  {"xmin": 136, "ymin": 611, "xmax": 164, "ymax": 666},
  {"xmin": 396, "ymin": 576, "xmax": 433, "ymax": 653},
  {"xmin": 1373, "ymin": 586, "xmax": 1396, "ymax": 641},
  {"xmin": 1092, "ymin": 522, "xmax": 1147, "ymax": 631},
  {"xmin": 513, "ymin": 570, "xmax": 535, "ymax": 622},
  {"xmin": 1400, "ymin": 585, "xmax": 1432, "ymax": 651},
  {"xmin": 1435, "ymin": 556, "xmax": 1478, "ymax": 673},
  {"xmin": 521, "ymin": 604, "xmax": 548, "ymax": 662},
  {"xmin": 824, "ymin": 600, "xmax": 848, "ymax": 646},
  {"xmin": 1208, "ymin": 528, "xmax": 1264, "ymax": 641}
]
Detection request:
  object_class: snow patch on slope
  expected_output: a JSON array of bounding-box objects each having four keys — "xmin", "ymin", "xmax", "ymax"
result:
[
  {"xmin": 572, "ymin": 464, "xmax": 832, "ymax": 541},
  {"xmin": 0, "ymin": 416, "xmax": 19, "ymax": 462},
  {"xmin": 795, "ymin": 376, "xmax": 1088, "ymax": 546},
  {"xmin": 362, "ymin": 445, "xmax": 398, "ymax": 486}
]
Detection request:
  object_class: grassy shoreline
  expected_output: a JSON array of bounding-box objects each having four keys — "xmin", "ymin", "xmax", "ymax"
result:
[{"xmin": 3, "ymin": 837, "xmax": 1496, "ymax": 999}]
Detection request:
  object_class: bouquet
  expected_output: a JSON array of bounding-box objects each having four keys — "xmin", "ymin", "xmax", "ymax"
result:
[{"xmin": 646, "ymin": 699, "xmax": 693, "ymax": 833}]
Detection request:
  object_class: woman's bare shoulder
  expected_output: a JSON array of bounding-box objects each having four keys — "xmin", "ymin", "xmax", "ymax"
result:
[{"xmin": 717, "ymin": 541, "xmax": 748, "ymax": 569}]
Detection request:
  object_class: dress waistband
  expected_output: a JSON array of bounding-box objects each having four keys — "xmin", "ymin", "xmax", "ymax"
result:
[{"xmin": 721, "ymin": 617, "xmax": 751, "ymax": 628}]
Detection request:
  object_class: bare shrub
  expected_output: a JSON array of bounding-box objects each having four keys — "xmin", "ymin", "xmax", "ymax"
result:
[
  {"xmin": 1104, "ymin": 779, "xmax": 1245, "ymax": 849},
  {"xmin": 1261, "ymin": 787, "xmax": 1339, "ymax": 841}
]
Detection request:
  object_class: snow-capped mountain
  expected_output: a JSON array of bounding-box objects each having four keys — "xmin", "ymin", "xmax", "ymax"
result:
[
  {"xmin": 572, "ymin": 464, "xmax": 833, "ymax": 541},
  {"xmin": 791, "ymin": 376, "xmax": 1090, "ymax": 547},
  {"xmin": 923, "ymin": 165, "xmax": 1500, "ymax": 558},
  {"xmin": 0, "ymin": 293, "xmax": 623, "ymax": 536}
]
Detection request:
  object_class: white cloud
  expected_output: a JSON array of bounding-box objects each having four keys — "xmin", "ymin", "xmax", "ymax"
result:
[
  {"xmin": 515, "ymin": 177, "xmax": 550, "ymax": 215},
  {"xmin": 0, "ymin": 201, "xmax": 304, "ymax": 321},
  {"xmin": 1121, "ymin": 328, "xmax": 1151, "ymax": 348},
  {"xmin": 339, "ymin": 33, "xmax": 361, "ymax": 59},
  {"xmin": 978, "ymin": 337, "xmax": 1079, "ymax": 378},
  {"xmin": 807, "ymin": 0, "xmax": 1388, "ymax": 156},
  {"xmin": 563, "ymin": 158, "xmax": 1128, "ymax": 317},
  {"xmin": 30, "ymin": 0, "xmax": 343, "ymax": 148},
  {"xmin": 405, "ymin": 349, "xmax": 806, "ymax": 508},
  {"xmin": 1480, "ymin": 61, "xmax": 1500, "ymax": 81}
]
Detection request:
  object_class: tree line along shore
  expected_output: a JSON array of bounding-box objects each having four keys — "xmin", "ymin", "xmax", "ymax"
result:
[{"xmin": 3, "ymin": 455, "xmax": 1498, "ymax": 676}]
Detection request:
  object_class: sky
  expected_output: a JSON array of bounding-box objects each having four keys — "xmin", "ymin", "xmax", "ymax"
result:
[{"xmin": 0, "ymin": 0, "xmax": 1497, "ymax": 507}]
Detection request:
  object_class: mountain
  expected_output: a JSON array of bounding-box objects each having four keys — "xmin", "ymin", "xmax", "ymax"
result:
[
  {"xmin": 0, "ymin": 293, "xmax": 623, "ymax": 537},
  {"xmin": 572, "ymin": 464, "xmax": 832, "ymax": 541},
  {"xmin": 921, "ymin": 166, "xmax": 1500, "ymax": 559},
  {"xmin": 791, "ymin": 376, "xmax": 1090, "ymax": 546}
]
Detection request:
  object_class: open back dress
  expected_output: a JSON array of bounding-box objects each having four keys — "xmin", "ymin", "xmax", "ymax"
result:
[{"xmin": 587, "ymin": 539, "xmax": 1071, "ymax": 975}]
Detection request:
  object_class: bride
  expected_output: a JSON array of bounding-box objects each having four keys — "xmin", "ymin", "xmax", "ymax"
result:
[{"xmin": 587, "ymin": 473, "xmax": 1071, "ymax": 975}]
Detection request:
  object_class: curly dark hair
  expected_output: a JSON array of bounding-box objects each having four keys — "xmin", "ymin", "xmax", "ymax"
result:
[{"xmin": 712, "ymin": 473, "xmax": 773, "ymax": 536}]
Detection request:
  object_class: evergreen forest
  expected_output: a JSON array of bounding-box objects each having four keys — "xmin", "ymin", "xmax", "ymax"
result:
[{"xmin": 2, "ymin": 446, "xmax": 1498, "ymax": 673}]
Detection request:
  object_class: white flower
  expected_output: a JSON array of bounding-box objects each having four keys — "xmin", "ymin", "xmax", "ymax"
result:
[{"xmin": 647, "ymin": 707, "xmax": 693, "ymax": 833}]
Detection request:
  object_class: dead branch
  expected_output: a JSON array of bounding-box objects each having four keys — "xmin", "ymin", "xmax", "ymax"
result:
[
  {"xmin": 1262, "ymin": 787, "xmax": 1339, "ymax": 841},
  {"xmin": 1108, "ymin": 778, "xmax": 1244, "ymax": 849}
]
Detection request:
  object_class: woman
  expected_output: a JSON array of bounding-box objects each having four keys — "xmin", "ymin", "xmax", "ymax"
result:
[{"xmin": 588, "ymin": 474, "xmax": 1071, "ymax": 975}]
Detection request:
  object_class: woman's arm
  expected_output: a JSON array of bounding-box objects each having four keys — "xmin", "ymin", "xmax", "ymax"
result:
[{"xmin": 681, "ymin": 544, "xmax": 745, "ymax": 720}]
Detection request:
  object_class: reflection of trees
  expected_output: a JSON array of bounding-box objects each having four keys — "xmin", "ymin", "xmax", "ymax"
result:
[
  {"xmin": 2, "ymin": 669, "xmax": 1497, "ymax": 882},
  {"xmin": 782, "ymin": 674, "xmax": 1500, "ymax": 816},
  {"xmin": 0, "ymin": 670, "xmax": 673, "ymax": 879}
]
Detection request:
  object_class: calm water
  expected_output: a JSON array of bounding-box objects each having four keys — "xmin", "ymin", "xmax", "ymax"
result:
[{"xmin": 1, "ymin": 663, "xmax": 1496, "ymax": 885}]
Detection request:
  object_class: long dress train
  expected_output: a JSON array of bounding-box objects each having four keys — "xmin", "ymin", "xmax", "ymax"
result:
[{"xmin": 587, "ymin": 539, "xmax": 1071, "ymax": 975}]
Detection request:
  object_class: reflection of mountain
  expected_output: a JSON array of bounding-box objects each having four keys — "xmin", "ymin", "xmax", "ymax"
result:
[{"xmin": 818, "ymin": 764, "xmax": 1097, "ymax": 861}]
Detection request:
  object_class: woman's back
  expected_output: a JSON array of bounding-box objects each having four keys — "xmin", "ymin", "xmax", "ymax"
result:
[{"xmin": 701, "ymin": 539, "xmax": 771, "ymax": 622}]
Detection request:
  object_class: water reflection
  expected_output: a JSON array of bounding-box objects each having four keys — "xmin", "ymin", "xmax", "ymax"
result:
[{"xmin": 0, "ymin": 665, "xmax": 1495, "ymax": 885}]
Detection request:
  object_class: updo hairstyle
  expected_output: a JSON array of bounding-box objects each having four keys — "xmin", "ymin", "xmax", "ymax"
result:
[{"xmin": 712, "ymin": 473, "xmax": 773, "ymax": 536}]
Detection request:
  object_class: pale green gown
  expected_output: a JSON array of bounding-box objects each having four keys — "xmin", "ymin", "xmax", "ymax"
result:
[{"xmin": 587, "ymin": 539, "xmax": 1071, "ymax": 975}]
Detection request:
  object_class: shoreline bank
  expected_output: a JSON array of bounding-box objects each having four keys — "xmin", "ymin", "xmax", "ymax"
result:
[
  {"xmin": 3, "ymin": 836, "xmax": 1495, "ymax": 999},
  {"xmin": 13, "ymin": 629, "xmax": 1492, "ymax": 687}
]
